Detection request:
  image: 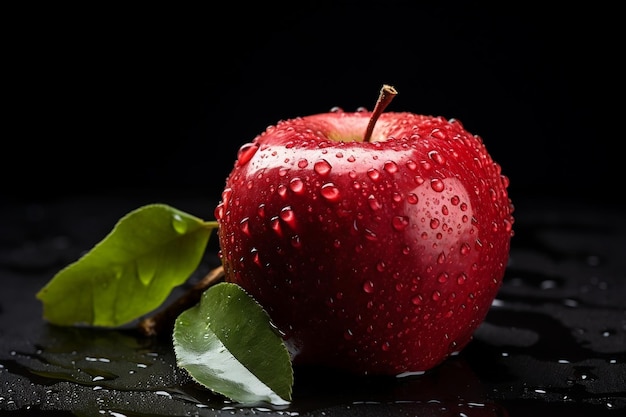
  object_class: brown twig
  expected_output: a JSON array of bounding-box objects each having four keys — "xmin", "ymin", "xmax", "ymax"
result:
[
  {"xmin": 363, "ymin": 84, "xmax": 398, "ymax": 143},
  {"xmin": 138, "ymin": 264, "xmax": 225, "ymax": 337}
]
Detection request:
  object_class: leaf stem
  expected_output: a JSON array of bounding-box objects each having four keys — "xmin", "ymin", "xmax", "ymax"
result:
[
  {"xmin": 138, "ymin": 264, "xmax": 225, "ymax": 337},
  {"xmin": 363, "ymin": 84, "xmax": 398, "ymax": 143}
]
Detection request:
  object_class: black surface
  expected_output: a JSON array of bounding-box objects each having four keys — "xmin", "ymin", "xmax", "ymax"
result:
[{"xmin": 1, "ymin": 193, "xmax": 625, "ymax": 416}]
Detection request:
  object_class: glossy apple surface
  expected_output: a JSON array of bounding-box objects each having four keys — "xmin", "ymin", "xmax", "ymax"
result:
[{"xmin": 215, "ymin": 108, "xmax": 514, "ymax": 375}]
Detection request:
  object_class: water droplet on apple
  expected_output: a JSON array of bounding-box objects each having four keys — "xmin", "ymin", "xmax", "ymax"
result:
[
  {"xmin": 236, "ymin": 143, "xmax": 258, "ymax": 166},
  {"xmin": 368, "ymin": 195, "xmax": 382, "ymax": 211},
  {"xmin": 430, "ymin": 129, "xmax": 446, "ymax": 139},
  {"xmin": 367, "ymin": 168, "xmax": 381, "ymax": 181},
  {"xmin": 432, "ymin": 290, "xmax": 441, "ymax": 301},
  {"xmin": 290, "ymin": 235, "xmax": 301, "ymax": 248},
  {"xmin": 456, "ymin": 273, "xmax": 467, "ymax": 285},
  {"xmin": 428, "ymin": 150, "xmax": 446, "ymax": 164},
  {"xmin": 411, "ymin": 295, "xmax": 423, "ymax": 305},
  {"xmin": 280, "ymin": 206, "xmax": 297, "ymax": 229},
  {"xmin": 356, "ymin": 106, "xmax": 368, "ymax": 113},
  {"xmin": 407, "ymin": 193, "xmax": 419, "ymax": 205},
  {"xmin": 363, "ymin": 228, "xmax": 378, "ymax": 241},
  {"xmin": 437, "ymin": 252, "xmax": 446, "ymax": 264},
  {"xmin": 392, "ymin": 215, "xmax": 409, "ymax": 231},
  {"xmin": 314, "ymin": 159, "xmax": 332, "ymax": 176},
  {"xmin": 214, "ymin": 203, "xmax": 224, "ymax": 220},
  {"xmin": 363, "ymin": 280, "xmax": 375, "ymax": 293},
  {"xmin": 430, "ymin": 218, "xmax": 440, "ymax": 229},
  {"xmin": 171, "ymin": 213, "xmax": 188, "ymax": 234},
  {"xmin": 382, "ymin": 341, "xmax": 391, "ymax": 351},
  {"xmin": 383, "ymin": 160, "xmax": 398, "ymax": 174},
  {"xmin": 330, "ymin": 106, "xmax": 343, "ymax": 113},
  {"xmin": 239, "ymin": 217, "xmax": 250, "ymax": 236},
  {"xmin": 270, "ymin": 216, "xmax": 282, "ymax": 236},
  {"xmin": 257, "ymin": 203, "xmax": 266, "ymax": 218},
  {"xmin": 320, "ymin": 183, "xmax": 341, "ymax": 201},
  {"xmin": 277, "ymin": 184, "xmax": 288, "ymax": 198},
  {"xmin": 406, "ymin": 160, "xmax": 417, "ymax": 170},
  {"xmin": 437, "ymin": 272, "xmax": 448, "ymax": 283},
  {"xmin": 343, "ymin": 329, "xmax": 354, "ymax": 340},
  {"xmin": 347, "ymin": 155, "xmax": 356, "ymax": 162},
  {"xmin": 289, "ymin": 177, "xmax": 305, "ymax": 194},
  {"xmin": 297, "ymin": 158, "xmax": 309, "ymax": 169},
  {"xmin": 250, "ymin": 248, "xmax": 261, "ymax": 266},
  {"xmin": 430, "ymin": 178, "xmax": 445, "ymax": 192}
]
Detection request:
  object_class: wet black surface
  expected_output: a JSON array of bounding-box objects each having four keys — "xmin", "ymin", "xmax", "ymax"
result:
[{"xmin": 1, "ymin": 192, "xmax": 624, "ymax": 416}]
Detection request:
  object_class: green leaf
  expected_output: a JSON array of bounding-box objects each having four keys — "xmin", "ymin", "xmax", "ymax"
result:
[
  {"xmin": 36, "ymin": 204, "xmax": 217, "ymax": 327},
  {"xmin": 173, "ymin": 282, "xmax": 293, "ymax": 405}
]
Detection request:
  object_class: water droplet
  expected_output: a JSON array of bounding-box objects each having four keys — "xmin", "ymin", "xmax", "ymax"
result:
[
  {"xmin": 321, "ymin": 183, "xmax": 341, "ymax": 201},
  {"xmin": 428, "ymin": 150, "xmax": 446, "ymax": 164},
  {"xmin": 383, "ymin": 160, "xmax": 398, "ymax": 174},
  {"xmin": 406, "ymin": 160, "xmax": 417, "ymax": 171},
  {"xmin": 297, "ymin": 158, "xmax": 309, "ymax": 169},
  {"xmin": 376, "ymin": 261, "xmax": 386, "ymax": 272},
  {"xmin": 289, "ymin": 177, "xmax": 305, "ymax": 194},
  {"xmin": 363, "ymin": 228, "xmax": 378, "ymax": 241},
  {"xmin": 343, "ymin": 329, "xmax": 354, "ymax": 340},
  {"xmin": 214, "ymin": 203, "xmax": 225, "ymax": 220},
  {"xmin": 314, "ymin": 159, "xmax": 332, "ymax": 176},
  {"xmin": 430, "ymin": 129, "xmax": 446, "ymax": 139},
  {"xmin": 136, "ymin": 257, "xmax": 158, "ymax": 286},
  {"xmin": 407, "ymin": 193, "xmax": 418, "ymax": 204},
  {"xmin": 257, "ymin": 203, "xmax": 266, "ymax": 218},
  {"xmin": 437, "ymin": 272, "xmax": 448, "ymax": 283},
  {"xmin": 411, "ymin": 295, "xmax": 423, "ymax": 305},
  {"xmin": 392, "ymin": 216, "xmax": 409, "ymax": 231},
  {"xmin": 236, "ymin": 143, "xmax": 259, "ymax": 166},
  {"xmin": 172, "ymin": 213, "xmax": 188, "ymax": 234},
  {"xmin": 430, "ymin": 218, "xmax": 440, "ymax": 229},
  {"xmin": 367, "ymin": 168, "xmax": 381, "ymax": 181},
  {"xmin": 437, "ymin": 252, "xmax": 446, "ymax": 264},
  {"xmin": 239, "ymin": 217, "xmax": 250, "ymax": 236},
  {"xmin": 430, "ymin": 178, "xmax": 445, "ymax": 192},
  {"xmin": 368, "ymin": 194, "xmax": 382, "ymax": 210},
  {"xmin": 450, "ymin": 195, "xmax": 460, "ymax": 206},
  {"xmin": 277, "ymin": 184, "xmax": 288, "ymax": 198},
  {"xmin": 280, "ymin": 206, "xmax": 297, "ymax": 229},
  {"xmin": 363, "ymin": 281, "xmax": 375, "ymax": 293},
  {"xmin": 250, "ymin": 248, "xmax": 261, "ymax": 266},
  {"xmin": 456, "ymin": 273, "xmax": 467, "ymax": 285},
  {"xmin": 432, "ymin": 291, "xmax": 441, "ymax": 301},
  {"xmin": 291, "ymin": 235, "xmax": 301, "ymax": 248},
  {"xmin": 270, "ymin": 216, "xmax": 282, "ymax": 236}
]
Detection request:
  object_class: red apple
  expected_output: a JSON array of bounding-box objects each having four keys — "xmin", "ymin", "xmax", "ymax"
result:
[{"xmin": 215, "ymin": 86, "xmax": 514, "ymax": 375}]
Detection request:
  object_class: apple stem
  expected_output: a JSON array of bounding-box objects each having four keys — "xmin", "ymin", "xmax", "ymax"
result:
[
  {"xmin": 363, "ymin": 84, "xmax": 398, "ymax": 143},
  {"xmin": 137, "ymin": 265, "xmax": 225, "ymax": 337}
]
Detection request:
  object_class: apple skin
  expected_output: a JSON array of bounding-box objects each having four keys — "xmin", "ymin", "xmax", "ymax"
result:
[{"xmin": 215, "ymin": 109, "xmax": 514, "ymax": 376}]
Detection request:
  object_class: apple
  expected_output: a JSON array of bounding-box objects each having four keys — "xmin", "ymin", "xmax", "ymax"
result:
[{"xmin": 214, "ymin": 85, "xmax": 514, "ymax": 376}]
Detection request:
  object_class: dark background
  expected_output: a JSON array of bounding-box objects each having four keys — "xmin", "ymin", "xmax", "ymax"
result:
[{"xmin": 4, "ymin": 2, "xmax": 622, "ymax": 207}]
